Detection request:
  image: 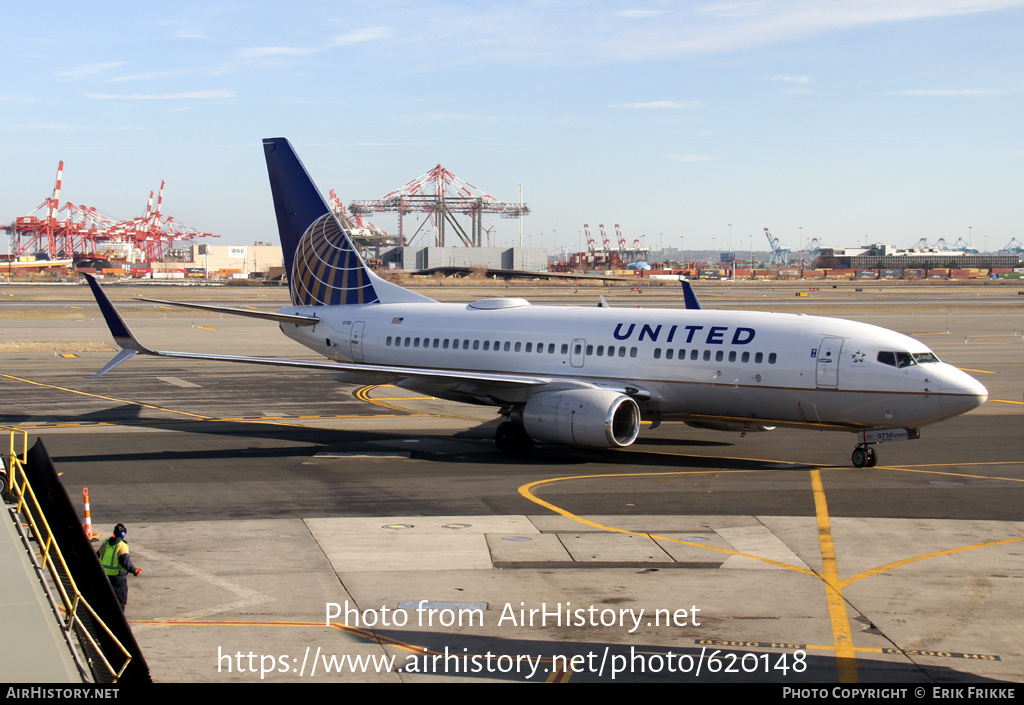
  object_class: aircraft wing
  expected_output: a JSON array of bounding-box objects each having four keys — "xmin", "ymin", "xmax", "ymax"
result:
[{"xmin": 85, "ymin": 273, "xmax": 554, "ymax": 388}]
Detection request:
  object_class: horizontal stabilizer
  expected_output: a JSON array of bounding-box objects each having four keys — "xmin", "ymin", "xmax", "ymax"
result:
[{"xmin": 134, "ymin": 297, "xmax": 318, "ymax": 325}]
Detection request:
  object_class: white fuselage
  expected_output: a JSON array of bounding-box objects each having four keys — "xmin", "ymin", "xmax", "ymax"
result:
[{"xmin": 277, "ymin": 298, "xmax": 988, "ymax": 432}]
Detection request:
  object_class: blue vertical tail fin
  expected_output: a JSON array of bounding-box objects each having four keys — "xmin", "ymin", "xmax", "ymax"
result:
[
  {"xmin": 681, "ymin": 279, "xmax": 702, "ymax": 310},
  {"xmin": 262, "ymin": 138, "xmax": 432, "ymax": 307}
]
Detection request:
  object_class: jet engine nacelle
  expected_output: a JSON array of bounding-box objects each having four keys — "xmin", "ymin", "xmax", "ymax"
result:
[{"xmin": 520, "ymin": 389, "xmax": 641, "ymax": 448}]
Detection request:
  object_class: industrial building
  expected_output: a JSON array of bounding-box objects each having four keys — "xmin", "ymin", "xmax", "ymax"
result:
[
  {"xmin": 817, "ymin": 243, "xmax": 1021, "ymax": 271},
  {"xmin": 162, "ymin": 243, "xmax": 284, "ymax": 278},
  {"xmin": 162, "ymin": 243, "xmax": 549, "ymax": 276},
  {"xmin": 382, "ymin": 246, "xmax": 548, "ymax": 272}
]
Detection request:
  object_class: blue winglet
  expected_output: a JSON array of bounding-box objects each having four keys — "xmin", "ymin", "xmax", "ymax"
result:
[
  {"xmin": 83, "ymin": 274, "xmax": 136, "ymax": 342},
  {"xmin": 83, "ymin": 274, "xmax": 152, "ymax": 376},
  {"xmin": 680, "ymin": 280, "xmax": 702, "ymax": 310}
]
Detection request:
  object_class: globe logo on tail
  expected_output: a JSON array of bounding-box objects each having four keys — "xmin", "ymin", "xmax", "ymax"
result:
[{"xmin": 290, "ymin": 214, "xmax": 379, "ymax": 306}]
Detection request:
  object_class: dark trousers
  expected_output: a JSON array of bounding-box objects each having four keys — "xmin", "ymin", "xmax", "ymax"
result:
[{"xmin": 109, "ymin": 575, "xmax": 128, "ymax": 612}]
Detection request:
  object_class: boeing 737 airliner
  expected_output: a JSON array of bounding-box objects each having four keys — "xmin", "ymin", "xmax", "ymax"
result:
[{"xmin": 84, "ymin": 138, "xmax": 988, "ymax": 467}]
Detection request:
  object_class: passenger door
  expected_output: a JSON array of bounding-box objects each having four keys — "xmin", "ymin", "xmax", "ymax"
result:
[
  {"xmin": 350, "ymin": 321, "xmax": 366, "ymax": 362},
  {"xmin": 815, "ymin": 337, "xmax": 844, "ymax": 389}
]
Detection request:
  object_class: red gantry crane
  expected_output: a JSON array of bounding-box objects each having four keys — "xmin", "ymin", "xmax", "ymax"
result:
[
  {"xmin": 4, "ymin": 161, "xmax": 220, "ymax": 262},
  {"xmin": 349, "ymin": 164, "xmax": 529, "ymax": 247}
]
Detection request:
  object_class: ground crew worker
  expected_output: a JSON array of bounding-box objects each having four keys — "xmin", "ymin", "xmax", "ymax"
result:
[{"xmin": 97, "ymin": 523, "xmax": 141, "ymax": 611}]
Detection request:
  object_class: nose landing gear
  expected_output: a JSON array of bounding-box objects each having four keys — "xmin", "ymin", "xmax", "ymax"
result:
[
  {"xmin": 851, "ymin": 444, "xmax": 877, "ymax": 468},
  {"xmin": 850, "ymin": 428, "xmax": 919, "ymax": 467}
]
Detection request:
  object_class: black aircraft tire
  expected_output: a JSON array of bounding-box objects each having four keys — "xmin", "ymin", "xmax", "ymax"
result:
[
  {"xmin": 496, "ymin": 422, "xmax": 522, "ymax": 452},
  {"xmin": 852, "ymin": 447, "xmax": 869, "ymax": 468}
]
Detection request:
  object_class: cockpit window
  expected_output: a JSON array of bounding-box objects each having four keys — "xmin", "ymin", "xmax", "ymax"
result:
[{"xmin": 877, "ymin": 350, "xmax": 940, "ymax": 368}]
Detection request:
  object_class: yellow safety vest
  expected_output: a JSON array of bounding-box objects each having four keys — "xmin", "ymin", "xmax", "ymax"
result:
[{"xmin": 99, "ymin": 539, "xmax": 129, "ymax": 577}]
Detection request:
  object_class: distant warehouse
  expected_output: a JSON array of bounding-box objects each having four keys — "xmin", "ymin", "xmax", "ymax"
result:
[
  {"xmin": 817, "ymin": 243, "xmax": 1021, "ymax": 271},
  {"xmin": 162, "ymin": 243, "xmax": 284, "ymax": 278}
]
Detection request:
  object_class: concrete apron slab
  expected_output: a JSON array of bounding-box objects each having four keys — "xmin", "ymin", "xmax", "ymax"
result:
[{"xmin": 121, "ymin": 515, "xmax": 1023, "ymax": 682}]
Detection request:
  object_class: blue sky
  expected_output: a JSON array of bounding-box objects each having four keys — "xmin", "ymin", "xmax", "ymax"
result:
[{"xmin": 3, "ymin": 1, "xmax": 1023, "ymax": 255}]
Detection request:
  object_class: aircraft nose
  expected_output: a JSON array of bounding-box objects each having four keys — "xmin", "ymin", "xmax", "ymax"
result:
[{"xmin": 940, "ymin": 367, "xmax": 988, "ymax": 414}]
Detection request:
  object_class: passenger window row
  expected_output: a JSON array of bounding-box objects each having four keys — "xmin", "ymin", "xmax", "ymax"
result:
[
  {"xmin": 386, "ymin": 336, "xmax": 564, "ymax": 354},
  {"xmin": 653, "ymin": 348, "xmax": 777, "ymax": 364},
  {"xmin": 583, "ymin": 344, "xmax": 639, "ymax": 358},
  {"xmin": 384, "ymin": 334, "xmax": 773, "ymax": 366}
]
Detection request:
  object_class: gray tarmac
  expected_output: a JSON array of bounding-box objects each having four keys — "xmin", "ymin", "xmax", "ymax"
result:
[{"xmin": 1, "ymin": 281, "xmax": 1022, "ymax": 683}]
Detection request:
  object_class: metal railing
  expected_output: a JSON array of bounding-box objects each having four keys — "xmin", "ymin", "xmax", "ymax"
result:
[{"xmin": 3, "ymin": 426, "xmax": 133, "ymax": 683}]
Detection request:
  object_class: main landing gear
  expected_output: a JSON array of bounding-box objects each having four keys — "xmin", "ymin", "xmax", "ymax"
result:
[
  {"xmin": 851, "ymin": 443, "xmax": 877, "ymax": 468},
  {"xmin": 495, "ymin": 421, "xmax": 533, "ymax": 452}
]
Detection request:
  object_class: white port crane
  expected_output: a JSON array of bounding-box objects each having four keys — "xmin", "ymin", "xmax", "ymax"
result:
[{"xmin": 764, "ymin": 227, "xmax": 791, "ymax": 265}]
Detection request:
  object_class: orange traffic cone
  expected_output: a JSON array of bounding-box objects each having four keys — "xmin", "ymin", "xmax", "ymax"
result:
[{"xmin": 83, "ymin": 488, "xmax": 93, "ymax": 540}]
